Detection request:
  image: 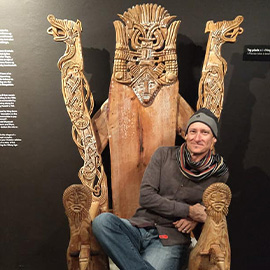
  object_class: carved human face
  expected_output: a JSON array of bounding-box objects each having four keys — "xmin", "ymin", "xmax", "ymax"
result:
[
  {"xmin": 132, "ymin": 74, "xmax": 160, "ymax": 106},
  {"xmin": 63, "ymin": 185, "xmax": 91, "ymax": 227},
  {"xmin": 203, "ymin": 183, "xmax": 231, "ymax": 219},
  {"xmin": 185, "ymin": 122, "xmax": 217, "ymax": 161},
  {"xmin": 65, "ymin": 188, "xmax": 89, "ymax": 214},
  {"xmin": 208, "ymin": 190, "xmax": 227, "ymax": 213}
]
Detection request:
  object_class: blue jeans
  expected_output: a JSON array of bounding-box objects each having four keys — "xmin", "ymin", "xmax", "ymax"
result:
[{"xmin": 92, "ymin": 213, "xmax": 188, "ymax": 270}]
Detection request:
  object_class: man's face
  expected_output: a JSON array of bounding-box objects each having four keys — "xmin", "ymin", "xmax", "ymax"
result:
[{"xmin": 185, "ymin": 122, "xmax": 217, "ymax": 161}]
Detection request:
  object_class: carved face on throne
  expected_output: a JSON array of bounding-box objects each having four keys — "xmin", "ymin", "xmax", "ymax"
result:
[
  {"xmin": 208, "ymin": 190, "xmax": 228, "ymax": 213},
  {"xmin": 131, "ymin": 72, "xmax": 160, "ymax": 104},
  {"xmin": 203, "ymin": 182, "xmax": 231, "ymax": 219},
  {"xmin": 63, "ymin": 185, "xmax": 91, "ymax": 227}
]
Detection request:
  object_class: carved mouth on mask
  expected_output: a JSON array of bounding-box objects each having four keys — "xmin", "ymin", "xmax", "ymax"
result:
[
  {"xmin": 212, "ymin": 202, "xmax": 225, "ymax": 212},
  {"xmin": 71, "ymin": 204, "xmax": 83, "ymax": 213}
]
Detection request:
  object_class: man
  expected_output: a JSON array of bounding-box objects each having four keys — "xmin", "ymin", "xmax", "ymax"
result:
[{"xmin": 92, "ymin": 108, "xmax": 229, "ymax": 270}]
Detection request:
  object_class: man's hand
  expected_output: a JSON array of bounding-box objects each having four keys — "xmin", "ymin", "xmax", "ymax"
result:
[
  {"xmin": 173, "ymin": 218, "xmax": 198, "ymax": 234},
  {"xmin": 189, "ymin": 203, "xmax": 207, "ymax": 223}
]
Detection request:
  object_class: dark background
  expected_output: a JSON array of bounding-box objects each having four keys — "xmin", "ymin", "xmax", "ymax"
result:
[{"xmin": 0, "ymin": 0, "xmax": 269, "ymax": 269}]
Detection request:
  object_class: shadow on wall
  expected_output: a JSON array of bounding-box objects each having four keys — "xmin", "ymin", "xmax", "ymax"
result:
[
  {"xmin": 82, "ymin": 46, "xmax": 113, "ymax": 208},
  {"xmin": 219, "ymin": 52, "xmax": 270, "ymax": 270},
  {"xmin": 176, "ymin": 33, "xmax": 206, "ymax": 111},
  {"xmin": 82, "ymin": 47, "xmax": 111, "ymax": 114},
  {"xmin": 175, "ymin": 33, "xmax": 205, "ymax": 146}
]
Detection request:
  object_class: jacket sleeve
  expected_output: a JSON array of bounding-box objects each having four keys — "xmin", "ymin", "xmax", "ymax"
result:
[{"xmin": 139, "ymin": 147, "xmax": 190, "ymax": 219}]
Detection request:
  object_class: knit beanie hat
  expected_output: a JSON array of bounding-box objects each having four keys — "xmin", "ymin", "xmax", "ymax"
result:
[{"xmin": 185, "ymin": 108, "xmax": 218, "ymax": 138}]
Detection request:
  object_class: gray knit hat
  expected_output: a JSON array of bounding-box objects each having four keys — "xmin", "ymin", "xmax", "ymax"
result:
[{"xmin": 185, "ymin": 108, "xmax": 218, "ymax": 138}]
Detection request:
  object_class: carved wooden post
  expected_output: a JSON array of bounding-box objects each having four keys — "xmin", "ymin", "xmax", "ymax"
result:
[
  {"xmin": 189, "ymin": 183, "xmax": 232, "ymax": 270},
  {"xmin": 47, "ymin": 15, "xmax": 109, "ymax": 270},
  {"xmin": 197, "ymin": 16, "xmax": 244, "ymax": 119},
  {"xmin": 47, "ymin": 15, "xmax": 108, "ymax": 214}
]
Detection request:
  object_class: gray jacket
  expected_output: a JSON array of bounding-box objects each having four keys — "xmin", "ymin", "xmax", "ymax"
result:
[{"xmin": 129, "ymin": 146, "xmax": 229, "ymax": 246}]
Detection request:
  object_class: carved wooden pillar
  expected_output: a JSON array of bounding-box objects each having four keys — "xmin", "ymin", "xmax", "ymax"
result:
[
  {"xmin": 47, "ymin": 15, "xmax": 109, "ymax": 270},
  {"xmin": 197, "ymin": 16, "xmax": 244, "ymax": 119}
]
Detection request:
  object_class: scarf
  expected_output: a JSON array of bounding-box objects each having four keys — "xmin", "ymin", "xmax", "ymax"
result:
[{"xmin": 176, "ymin": 143, "xmax": 228, "ymax": 181}]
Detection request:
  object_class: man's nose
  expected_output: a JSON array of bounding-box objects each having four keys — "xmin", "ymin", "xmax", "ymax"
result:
[{"xmin": 194, "ymin": 132, "xmax": 202, "ymax": 141}]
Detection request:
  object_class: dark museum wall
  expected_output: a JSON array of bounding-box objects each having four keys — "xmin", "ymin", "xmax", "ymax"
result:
[{"xmin": 0, "ymin": 0, "xmax": 269, "ymax": 269}]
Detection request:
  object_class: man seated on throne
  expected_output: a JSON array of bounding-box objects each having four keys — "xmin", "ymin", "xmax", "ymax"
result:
[{"xmin": 92, "ymin": 108, "xmax": 229, "ymax": 270}]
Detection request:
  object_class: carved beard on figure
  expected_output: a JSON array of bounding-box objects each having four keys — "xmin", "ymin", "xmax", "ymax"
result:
[{"xmin": 63, "ymin": 184, "xmax": 92, "ymax": 228}]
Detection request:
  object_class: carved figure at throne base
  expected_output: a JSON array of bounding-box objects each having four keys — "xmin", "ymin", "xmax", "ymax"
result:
[
  {"xmin": 189, "ymin": 182, "xmax": 232, "ymax": 270},
  {"xmin": 63, "ymin": 185, "xmax": 109, "ymax": 270}
]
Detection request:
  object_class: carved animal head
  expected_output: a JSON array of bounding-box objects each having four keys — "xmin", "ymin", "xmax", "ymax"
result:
[
  {"xmin": 47, "ymin": 14, "xmax": 82, "ymax": 45},
  {"xmin": 63, "ymin": 184, "xmax": 91, "ymax": 227},
  {"xmin": 113, "ymin": 4, "xmax": 180, "ymax": 106},
  {"xmin": 203, "ymin": 183, "xmax": 232, "ymax": 218},
  {"xmin": 205, "ymin": 15, "xmax": 244, "ymax": 43}
]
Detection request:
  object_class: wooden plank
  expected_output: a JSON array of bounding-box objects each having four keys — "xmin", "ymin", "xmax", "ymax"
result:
[
  {"xmin": 107, "ymin": 79, "xmax": 179, "ymax": 218},
  {"xmin": 176, "ymin": 94, "xmax": 194, "ymax": 137},
  {"xmin": 92, "ymin": 100, "xmax": 109, "ymax": 154}
]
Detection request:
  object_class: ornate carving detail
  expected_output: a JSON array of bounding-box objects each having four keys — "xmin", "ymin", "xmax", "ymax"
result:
[
  {"xmin": 63, "ymin": 185, "xmax": 92, "ymax": 269},
  {"xmin": 47, "ymin": 15, "xmax": 108, "ymax": 212},
  {"xmin": 63, "ymin": 185, "xmax": 92, "ymax": 229},
  {"xmin": 63, "ymin": 185, "xmax": 109, "ymax": 270},
  {"xmin": 197, "ymin": 16, "xmax": 244, "ymax": 119},
  {"xmin": 112, "ymin": 3, "xmax": 180, "ymax": 106},
  {"xmin": 189, "ymin": 183, "xmax": 232, "ymax": 270},
  {"xmin": 203, "ymin": 182, "xmax": 231, "ymax": 221}
]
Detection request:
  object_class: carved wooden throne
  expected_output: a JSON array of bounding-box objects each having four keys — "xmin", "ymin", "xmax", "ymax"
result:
[{"xmin": 47, "ymin": 4, "xmax": 243, "ymax": 270}]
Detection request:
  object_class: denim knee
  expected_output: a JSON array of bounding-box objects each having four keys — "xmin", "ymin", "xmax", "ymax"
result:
[{"xmin": 92, "ymin": 212, "xmax": 115, "ymax": 236}]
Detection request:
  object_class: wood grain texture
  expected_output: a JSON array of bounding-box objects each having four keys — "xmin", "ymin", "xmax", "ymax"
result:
[
  {"xmin": 92, "ymin": 100, "xmax": 109, "ymax": 154},
  {"xmin": 107, "ymin": 79, "xmax": 179, "ymax": 218}
]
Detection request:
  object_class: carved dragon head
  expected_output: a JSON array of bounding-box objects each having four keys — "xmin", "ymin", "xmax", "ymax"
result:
[
  {"xmin": 47, "ymin": 14, "xmax": 82, "ymax": 45},
  {"xmin": 205, "ymin": 15, "xmax": 244, "ymax": 43},
  {"xmin": 47, "ymin": 15, "xmax": 83, "ymax": 69}
]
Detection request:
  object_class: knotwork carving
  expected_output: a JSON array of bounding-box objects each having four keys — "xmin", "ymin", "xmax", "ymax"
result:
[
  {"xmin": 47, "ymin": 15, "xmax": 108, "ymax": 213},
  {"xmin": 113, "ymin": 3, "xmax": 180, "ymax": 106},
  {"xmin": 197, "ymin": 16, "xmax": 244, "ymax": 119},
  {"xmin": 189, "ymin": 183, "xmax": 232, "ymax": 270}
]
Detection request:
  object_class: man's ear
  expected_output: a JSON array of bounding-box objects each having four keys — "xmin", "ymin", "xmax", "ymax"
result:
[{"xmin": 211, "ymin": 137, "xmax": 217, "ymax": 152}]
